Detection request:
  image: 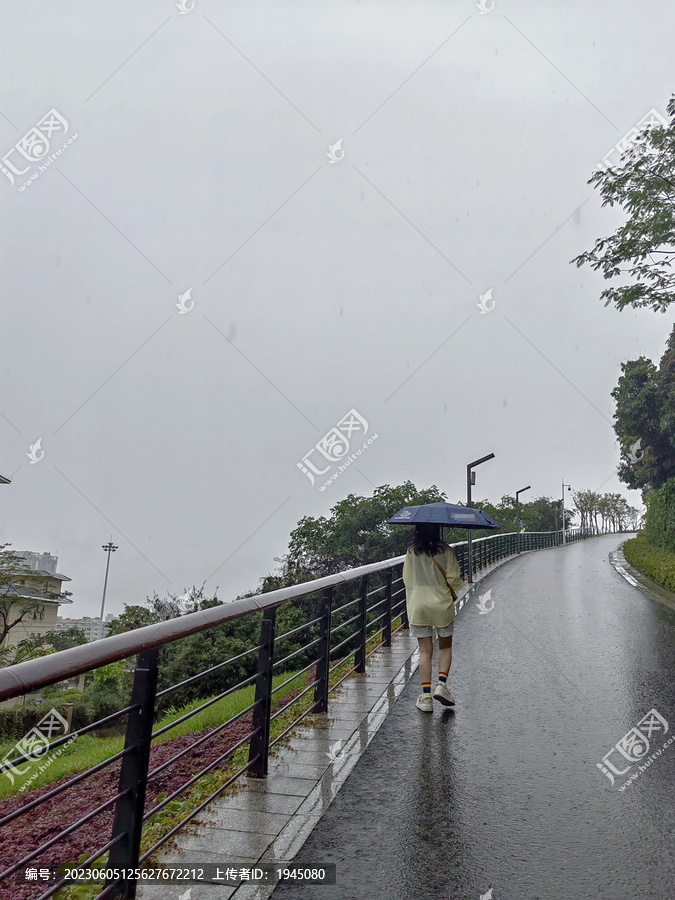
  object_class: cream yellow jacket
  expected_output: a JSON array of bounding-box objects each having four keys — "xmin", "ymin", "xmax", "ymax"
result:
[{"xmin": 402, "ymin": 542, "xmax": 464, "ymax": 628}]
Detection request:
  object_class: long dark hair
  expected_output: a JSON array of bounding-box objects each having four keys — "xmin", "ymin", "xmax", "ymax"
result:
[{"xmin": 409, "ymin": 523, "xmax": 444, "ymax": 556}]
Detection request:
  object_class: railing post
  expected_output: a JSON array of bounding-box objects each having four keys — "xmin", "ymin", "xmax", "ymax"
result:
[
  {"xmin": 106, "ymin": 647, "xmax": 159, "ymax": 900},
  {"xmin": 354, "ymin": 575, "xmax": 368, "ymax": 673},
  {"xmin": 247, "ymin": 608, "xmax": 276, "ymax": 778},
  {"xmin": 312, "ymin": 588, "xmax": 333, "ymax": 713},
  {"xmin": 456, "ymin": 545, "xmax": 464, "ymax": 580},
  {"xmin": 383, "ymin": 570, "xmax": 393, "ymax": 647}
]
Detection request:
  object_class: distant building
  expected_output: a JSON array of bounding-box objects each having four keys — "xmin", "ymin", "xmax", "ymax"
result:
[
  {"xmin": 55, "ymin": 615, "xmax": 112, "ymax": 642},
  {"xmin": 0, "ymin": 550, "xmax": 73, "ymax": 649},
  {"xmin": 13, "ymin": 550, "xmax": 59, "ymax": 574}
]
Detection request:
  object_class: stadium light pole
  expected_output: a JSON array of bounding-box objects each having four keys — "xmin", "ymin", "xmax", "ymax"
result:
[
  {"xmin": 515, "ymin": 486, "xmax": 531, "ymax": 553},
  {"xmin": 466, "ymin": 453, "xmax": 495, "ymax": 584},
  {"xmin": 99, "ymin": 540, "xmax": 118, "ymax": 640}
]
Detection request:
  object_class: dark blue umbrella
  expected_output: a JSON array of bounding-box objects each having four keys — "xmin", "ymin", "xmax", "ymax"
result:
[{"xmin": 387, "ymin": 501, "xmax": 499, "ymax": 529}]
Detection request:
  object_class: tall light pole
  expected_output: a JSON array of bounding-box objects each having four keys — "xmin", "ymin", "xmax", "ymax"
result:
[
  {"xmin": 515, "ymin": 486, "xmax": 531, "ymax": 553},
  {"xmin": 99, "ymin": 540, "xmax": 118, "ymax": 640},
  {"xmin": 561, "ymin": 480, "xmax": 571, "ymax": 545},
  {"xmin": 466, "ymin": 453, "xmax": 495, "ymax": 583}
]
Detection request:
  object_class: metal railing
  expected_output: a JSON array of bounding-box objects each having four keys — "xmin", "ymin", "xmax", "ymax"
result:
[{"xmin": 0, "ymin": 527, "xmax": 596, "ymax": 899}]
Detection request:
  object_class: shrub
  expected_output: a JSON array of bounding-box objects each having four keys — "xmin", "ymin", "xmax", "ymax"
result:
[
  {"xmin": 622, "ymin": 535, "xmax": 675, "ymax": 593},
  {"xmin": 0, "ymin": 693, "xmax": 91, "ymax": 743},
  {"xmin": 644, "ymin": 477, "xmax": 675, "ymax": 553}
]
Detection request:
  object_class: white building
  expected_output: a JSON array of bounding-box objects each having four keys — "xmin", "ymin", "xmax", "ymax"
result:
[
  {"xmin": 0, "ymin": 550, "xmax": 73, "ymax": 649},
  {"xmin": 55, "ymin": 616, "xmax": 107, "ymax": 641}
]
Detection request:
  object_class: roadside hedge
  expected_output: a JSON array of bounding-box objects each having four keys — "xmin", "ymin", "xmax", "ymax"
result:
[
  {"xmin": 622, "ymin": 535, "xmax": 675, "ymax": 594},
  {"xmin": 644, "ymin": 477, "xmax": 675, "ymax": 553},
  {"xmin": 0, "ymin": 692, "xmax": 90, "ymax": 743}
]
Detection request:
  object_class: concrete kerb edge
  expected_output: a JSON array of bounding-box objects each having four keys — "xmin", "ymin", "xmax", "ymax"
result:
[{"xmin": 230, "ymin": 551, "xmax": 527, "ymax": 898}]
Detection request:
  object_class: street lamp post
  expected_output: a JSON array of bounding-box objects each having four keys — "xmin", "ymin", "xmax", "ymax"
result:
[
  {"xmin": 561, "ymin": 480, "xmax": 571, "ymax": 545},
  {"xmin": 99, "ymin": 541, "xmax": 118, "ymax": 640},
  {"xmin": 515, "ymin": 486, "xmax": 531, "ymax": 553},
  {"xmin": 466, "ymin": 453, "xmax": 495, "ymax": 584}
]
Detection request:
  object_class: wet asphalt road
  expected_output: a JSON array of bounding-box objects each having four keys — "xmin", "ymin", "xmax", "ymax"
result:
[{"xmin": 271, "ymin": 535, "xmax": 675, "ymax": 900}]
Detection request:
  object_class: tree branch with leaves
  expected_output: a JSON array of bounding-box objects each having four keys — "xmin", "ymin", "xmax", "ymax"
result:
[{"xmin": 572, "ymin": 96, "xmax": 675, "ymax": 313}]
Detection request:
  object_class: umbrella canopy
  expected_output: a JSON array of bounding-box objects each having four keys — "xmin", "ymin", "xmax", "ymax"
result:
[{"xmin": 387, "ymin": 501, "xmax": 500, "ymax": 530}]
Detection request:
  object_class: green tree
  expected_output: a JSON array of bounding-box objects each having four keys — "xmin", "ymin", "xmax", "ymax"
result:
[
  {"xmin": 87, "ymin": 658, "xmax": 133, "ymax": 721},
  {"xmin": 572, "ymin": 489, "xmax": 639, "ymax": 533},
  {"xmin": 572, "ymin": 96, "xmax": 675, "ymax": 313},
  {"xmin": 46, "ymin": 627, "xmax": 88, "ymax": 653},
  {"xmin": 106, "ymin": 605, "xmax": 161, "ymax": 635},
  {"xmin": 3, "ymin": 627, "xmax": 87, "ymax": 667},
  {"xmin": 269, "ymin": 481, "xmax": 448, "ymax": 582},
  {"xmin": 611, "ymin": 326, "xmax": 675, "ymax": 493}
]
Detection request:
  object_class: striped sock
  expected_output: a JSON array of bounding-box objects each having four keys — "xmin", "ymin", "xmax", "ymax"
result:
[
  {"xmin": 422, "ymin": 682, "xmax": 432, "ymax": 694},
  {"xmin": 438, "ymin": 671, "xmax": 448, "ymax": 685}
]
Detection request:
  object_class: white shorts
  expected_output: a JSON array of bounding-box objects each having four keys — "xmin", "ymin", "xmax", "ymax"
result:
[{"xmin": 409, "ymin": 622, "xmax": 454, "ymax": 639}]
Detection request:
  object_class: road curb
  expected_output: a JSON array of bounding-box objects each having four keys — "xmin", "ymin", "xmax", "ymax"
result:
[{"xmin": 609, "ymin": 541, "xmax": 675, "ymax": 612}]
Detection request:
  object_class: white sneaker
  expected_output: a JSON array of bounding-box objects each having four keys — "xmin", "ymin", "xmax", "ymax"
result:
[
  {"xmin": 433, "ymin": 683, "xmax": 455, "ymax": 706},
  {"xmin": 416, "ymin": 692, "xmax": 433, "ymax": 712}
]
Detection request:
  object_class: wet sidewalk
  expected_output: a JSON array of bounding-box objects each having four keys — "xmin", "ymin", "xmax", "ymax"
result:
[
  {"xmin": 266, "ymin": 534, "xmax": 675, "ymax": 900},
  {"xmin": 137, "ymin": 555, "xmax": 506, "ymax": 900},
  {"xmin": 137, "ymin": 535, "xmax": 675, "ymax": 900}
]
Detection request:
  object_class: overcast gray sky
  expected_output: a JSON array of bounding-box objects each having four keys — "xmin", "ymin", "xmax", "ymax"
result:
[{"xmin": 1, "ymin": 1, "xmax": 674, "ymax": 620}]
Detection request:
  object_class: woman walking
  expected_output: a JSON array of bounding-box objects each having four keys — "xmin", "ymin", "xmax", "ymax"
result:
[{"xmin": 402, "ymin": 522, "xmax": 464, "ymax": 711}]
